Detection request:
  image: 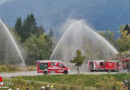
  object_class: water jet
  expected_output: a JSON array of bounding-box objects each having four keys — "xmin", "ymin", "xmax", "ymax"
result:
[
  {"xmin": 50, "ymin": 19, "xmax": 118, "ymax": 65},
  {"xmin": 0, "ymin": 19, "xmax": 25, "ymax": 66}
]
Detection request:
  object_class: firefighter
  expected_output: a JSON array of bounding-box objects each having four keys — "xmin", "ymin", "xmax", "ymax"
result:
[
  {"xmin": 41, "ymin": 86, "xmax": 45, "ymax": 90},
  {"xmin": 123, "ymin": 80, "xmax": 129, "ymax": 90},
  {"xmin": 45, "ymin": 85, "xmax": 50, "ymax": 90},
  {"xmin": 51, "ymin": 85, "xmax": 55, "ymax": 90}
]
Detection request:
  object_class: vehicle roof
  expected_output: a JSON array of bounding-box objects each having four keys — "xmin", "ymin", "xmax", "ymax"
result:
[
  {"xmin": 88, "ymin": 60, "xmax": 105, "ymax": 62},
  {"xmin": 37, "ymin": 60, "xmax": 63, "ymax": 63},
  {"xmin": 122, "ymin": 59, "xmax": 130, "ymax": 61},
  {"xmin": 88, "ymin": 60, "xmax": 119, "ymax": 62}
]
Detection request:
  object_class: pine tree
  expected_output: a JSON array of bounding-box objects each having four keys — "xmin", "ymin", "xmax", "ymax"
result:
[
  {"xmin": 36, "ymin": 26, "xmax": 44, "ymax": 36},
  {"xmin": 29, "ymin": 13, "xmax": 38, "ymax": 34},
  {"xmin": 45, "ymin": 35, "xmax": 53, "ymax": 56},
  {"xmin": 15, "ymin": 13, "xmax": 44, "ymax": 42},
  {"xmin": 22, "ymin": 18, "xmax": 30, "ymax": 42},
  {"xmin": 49, "ymin": 29, "xmax": 53, "ymax": 37},
  {"xmin": 15, "ymin": 17, "xmax": 22, "ymax": 39},
  {"xmin": 124, "ymin": 24, "xmax": 130, "ymax": 34},
  {"xmin": 22, "ymin": 13, "xmax": 38, "ymax": 42}
]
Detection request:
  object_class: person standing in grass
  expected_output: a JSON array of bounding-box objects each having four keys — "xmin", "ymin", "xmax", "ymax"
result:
[
  {"xmin": 45, "ymin": 85, "xmax": 50, "ymax": 90},
  {"xmin": 51, "ymin": 85, "xmax": 55, "ymax": 90}
]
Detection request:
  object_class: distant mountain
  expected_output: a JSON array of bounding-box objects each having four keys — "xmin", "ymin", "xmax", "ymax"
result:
[{"xmin": 0, "ymin": 0, "xmax": 130, "ymax": 33}]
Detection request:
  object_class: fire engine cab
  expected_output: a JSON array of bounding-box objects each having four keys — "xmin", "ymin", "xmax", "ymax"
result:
[
  {"xmin": 88, "ymin": 60, "xmax": 120, "ymax": 72},
  {"xmin": 37, "ymin": 60, "xmax": 70, "ymax": 74}
]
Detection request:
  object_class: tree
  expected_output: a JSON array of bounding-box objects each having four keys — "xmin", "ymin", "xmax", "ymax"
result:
[
  {"xmin": 123, "ymin": 24, "xmax": 130, "ymax": 34},
  {"xmin": 49, "ymin": 29, "xmax": 53, "ymax": 37},
  {"xmin": 15, "ymin": 14, "xmax": 44, "ymax": 42},
  {"xmin": 44, "ymin": 34, "xmax": 53, "ymax": 55},
  {"xmin": 99, "ymin": 31, "xmax": 107, "ymax": 38},
  {"xmin": 15, "ymin": 17, "xmax": 23, "ymax": 40},
  {"xmin": 36, "ymin": 26, "xmax": 44, "ymax": 36},
  {"xmin": 24, "ymin": 34, "xmax": 52, "ymax": 65},
  {"xmin": 99, "ymin": 30, "xmax": 116, "ymax": 46},
  {"xmin": 117, "ymin": 30, "xmax": 130, "ymax": 52},
  {"xmin": 18, "ymin": 14, "xmax": 38, "ymax": 42},
  {"xmin": 28, "ymin": 13, "xmax": 38, "ymax": 34},
  {"xmin": 70, "ymin": 49, "xmax": 85, "ymax": 73},
  {"xmin": 22, "ymin": 18, "xmax": 30, "ymax": 42}
]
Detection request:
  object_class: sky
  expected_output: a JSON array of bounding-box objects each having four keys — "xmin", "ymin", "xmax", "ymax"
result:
[
  {"xmin": 0, "ymin": 0, "xmax": 130, "ymax": 33},
  {"xmin": 0, "ymin": 0, "xmax": 13, "ymax": 6}
]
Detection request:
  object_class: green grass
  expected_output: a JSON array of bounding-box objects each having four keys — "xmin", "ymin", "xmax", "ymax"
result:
[
  {"xmin": 22, "ymin": 74, "xmax": 130, "ymax": 86},
  {"xmin": 0, "ymin": 65, "xmax": 36, "ymax": 72},
  {"xmin": 3, "ymin": 74, "xmax": 130, "ymax": 90}
]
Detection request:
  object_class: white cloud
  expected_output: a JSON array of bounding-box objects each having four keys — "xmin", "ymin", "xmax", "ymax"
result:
[{"xmin": 0, "ymin": 0, "xmax": 13, "ymax": 6}]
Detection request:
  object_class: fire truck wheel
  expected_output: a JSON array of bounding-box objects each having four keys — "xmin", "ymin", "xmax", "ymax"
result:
[
  {"xmin": 43, "ymin": 71, "xmax": 48, "ymax": 75},
  {"xmin": 90, "ymin": 70, "xmax": 93, "ymax": 72},
  {"xmin": 64, "ymin": 70, "xmax": 68, "ymax": 74}
]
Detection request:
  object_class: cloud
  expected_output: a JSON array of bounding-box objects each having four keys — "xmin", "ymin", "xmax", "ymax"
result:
[{"xmin": 0, "ymin": 0, "xmax": 13, "ymax": 6}]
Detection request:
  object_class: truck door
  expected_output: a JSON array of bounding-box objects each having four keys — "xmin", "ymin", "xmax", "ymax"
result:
[
  {"xmin": 90, "ymin": 61, "xmax": 94, "ymax": 71},
  {"xmin": 39, "ymin": 63, "xmax": 48, "ymax": 71},
  {"xmin": 57, "ymin": 63, "xmax": 65, "ymax": 73},
  {"xmin": 50, "ymin": 62, "xmax": 57, "ymax": 73},
  {"xmin": 100, "ymin": 62, "xmax": 105, "ymax": 70},
  {"xmin": 107, "ymin": 62, "xmax": 114, "ymax": 71}
]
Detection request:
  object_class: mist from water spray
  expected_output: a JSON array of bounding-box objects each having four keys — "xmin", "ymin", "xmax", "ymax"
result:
[
  {"xmin": 50, "ymin": 19, "xmax": 118, "ymax": 65},
  {"xmin": 0, "ymin": 19, "xmax": 25, "ymax": 66}
]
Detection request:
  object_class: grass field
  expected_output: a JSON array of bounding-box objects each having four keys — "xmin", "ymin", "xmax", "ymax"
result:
[
  {"xmin": 3, "ymin": 74, "xmax": 130, "ymax": 90},
  {"xmin": 0, "ymin": 65, "xmax": 36, "ymax": 72}
]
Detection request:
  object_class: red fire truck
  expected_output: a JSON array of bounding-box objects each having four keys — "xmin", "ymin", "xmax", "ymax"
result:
[
  {"xmin": 88, "ymin": 60, "xmax": 121, "ymax": 72},
  {"xmin": 37, "ymin": 60, "xmax": 70, "ymax": 74},
  {"xmin": 122, "ymin": 59, "xmax": 130, "ymax": 70}
]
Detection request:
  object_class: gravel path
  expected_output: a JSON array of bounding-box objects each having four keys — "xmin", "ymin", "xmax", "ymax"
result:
[
  {"xmin": 0, "ymin": 71, "xmax": 42, "ymax": 78},
  {"xmin": 0, "ymin": 71, "xmax": 118, "ymax": 78}
]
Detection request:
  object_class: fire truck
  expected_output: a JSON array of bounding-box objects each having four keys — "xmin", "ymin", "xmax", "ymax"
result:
[
  {"xmin": 88, "ymin": 60, "xmax": 121, "ymax": 72},
  {"xmin": 37, "ymin": 60, "xmax": 70, "ymax": 74},
  {"xmin": 122, "ymin": 59, "xmax": 130, "ymax": 70}
]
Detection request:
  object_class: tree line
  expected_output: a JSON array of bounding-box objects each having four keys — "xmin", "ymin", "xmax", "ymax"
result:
[
  {"xmin": 99, "ymin": 24, "xmax": 130, "ymax": 52},
  {"xmin": 13, "ymin": 14, "xmax": 130, "ymax": 66},
  {"xmin": 15, "ymin": 13, "xmax": 53, "ymax": 65}
]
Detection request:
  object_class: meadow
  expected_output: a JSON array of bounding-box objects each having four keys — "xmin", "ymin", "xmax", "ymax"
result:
[{"xmin": 3, "ymin": 74, "xmax": 130, "ymax": 90}]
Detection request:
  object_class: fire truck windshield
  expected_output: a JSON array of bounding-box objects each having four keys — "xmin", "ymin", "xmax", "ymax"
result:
[{"xmin": 59, "ymin": 63, "xmax": 65, "ymax": 68}]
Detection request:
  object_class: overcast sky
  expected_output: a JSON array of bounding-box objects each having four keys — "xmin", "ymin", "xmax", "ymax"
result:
[{"xmin": 0, "ymin": 0, "xmax": 13, "ymax": 6}]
